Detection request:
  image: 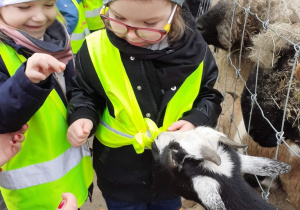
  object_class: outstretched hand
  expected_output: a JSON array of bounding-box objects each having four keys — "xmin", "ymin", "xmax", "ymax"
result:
[
  {"xmin": 0, "ymin": 124, "xmax": 28, "ymax": 167},
  {"xmin": 167, "ymin": 120, "xmax": 196, "ymax": 132},
  {"xmin": 67, "ymin": 119, "xmax": 93, "ymax": 148},
  {"xmin": 25, "ymin": 53, "xmax": 66, "ymax": 83}
]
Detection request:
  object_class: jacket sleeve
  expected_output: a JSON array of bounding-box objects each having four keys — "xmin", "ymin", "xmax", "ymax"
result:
[
  {"xmin": 67, "ymin": 42, "xmax": 106, "ymax": 135},
  {"xmin": 56, "ymin": 0, "xmax": 79, "ymax": 34},
  {"xmin": 0, "ymin": 60, "xmax": 55, "ymax": 133},
  {"xmin": 180, "ymin": 46, "xmax": 224, "ymax": 127}
]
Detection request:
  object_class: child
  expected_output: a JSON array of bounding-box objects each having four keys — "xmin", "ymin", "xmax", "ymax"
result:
[
  {"xmin": 56, "ymin": 0, "xmax": 91, "ymax": 54},
  {"xmin": 67, "ymin": 0, "xmax": 223, "ymax": 209},
  {"xmin": 0, "ymin": 0, "xmax": 94, "ymax": 209}
]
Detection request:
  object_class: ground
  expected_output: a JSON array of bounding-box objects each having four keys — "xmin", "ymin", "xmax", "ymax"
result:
[{"xmin": 80, "ymin": 173, "xmax": 205, "ymax": 210}]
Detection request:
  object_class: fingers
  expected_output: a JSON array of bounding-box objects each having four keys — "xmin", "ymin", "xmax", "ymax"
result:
[
  {"xmin": 9, "ymin": 138, "xmax": 23, "ymax": 158},
  {"xmin": 12, "ymin": 134, "xmax": 25, "ymax": 143},
  {"xmin": 11, "ymin": 124, "xmax": 28, "ymax": 143},
  {"xmin": 25, "ymin": 53, "xmax": 66, "ymax": 83},
  {"xmin": 82, "ymin": 120, "xmax": 93, "ymax": 134},
  {"xmin": 38, "ymin": 55, "xmax": 66, "ymax": 74},
  {"xmin": 167, "ymin": 120, "xmax": 185, "ymax": 131},
  {"xmin": 67, "ymin": 119, "xmax": 93, "ymax": 147},
  {"xmin": 19, "ymin": 124, "xmax": 29, "ymax": 134},
  {"xmin": 57, "ymin": 193, "xmax": 78, "ymax": 210},
  {"xmin": 167, "ymin": 120, "xmax": 196, "ymax": 132}
]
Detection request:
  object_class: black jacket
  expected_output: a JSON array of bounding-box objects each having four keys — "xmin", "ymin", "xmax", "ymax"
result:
[{"xmin": 67, "ymin": 5, "xmax": 223, "ymax": 203}]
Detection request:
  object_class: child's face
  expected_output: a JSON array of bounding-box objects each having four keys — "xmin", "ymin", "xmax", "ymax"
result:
[
  {"xmin": 108, "ymin": 0, "xmax": 173, "ymax": 48},
  {"xmin": 0, "ymin": 0, "xmax": 57, "ymax": 39}
]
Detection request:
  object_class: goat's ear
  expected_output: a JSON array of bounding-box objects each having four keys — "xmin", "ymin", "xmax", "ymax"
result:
[
  {"xmin": 219, "ymin": 136, "xmax": 248, "ymax": 149},
  {"xmin": 200, "ymin": 146, "xmax": 221, "ymax": 166}
]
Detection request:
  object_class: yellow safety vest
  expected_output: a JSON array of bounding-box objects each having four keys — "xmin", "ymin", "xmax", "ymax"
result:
[
  {"xmin": 0, "ymin": 43, "xmax": 94, "ymax": 210},
  {"xmin": 86, "ymin": 30, "xmax": 204, "ymax": 154},
  {"xmin": 70, "ymin": 0, "xmax": 90, "ymax": 54},
  {"xmin": 82, "ymin": 0, "xmax": 104, "ymax": 31}
]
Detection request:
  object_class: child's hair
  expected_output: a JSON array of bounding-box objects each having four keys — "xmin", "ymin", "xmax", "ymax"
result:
[{"xmin": 168, "ymin": 5, "xmax": 185, "ymax": 43}]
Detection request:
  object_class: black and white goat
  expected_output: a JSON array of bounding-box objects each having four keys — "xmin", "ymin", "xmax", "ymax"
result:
[{"xmin": 152, "ymin": 126, "xmax": 291, "ymax": 210}]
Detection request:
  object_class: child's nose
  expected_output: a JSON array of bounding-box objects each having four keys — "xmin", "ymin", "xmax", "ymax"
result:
[
  {"xmin": 32, "ymin": 9, "xmax": 46, "ymax": 22},
  {"xmin": 126, "ymin": 27, "xmax": 140, "ymax": 40}
]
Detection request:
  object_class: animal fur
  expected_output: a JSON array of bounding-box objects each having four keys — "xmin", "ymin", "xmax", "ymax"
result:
[
  {"xmin": 196, "ymin": 0, "xmax": 297, "ymax": 50},
  {"xmin": 152, "ymin": 127, "xmax": 290, "ymax": 210}
]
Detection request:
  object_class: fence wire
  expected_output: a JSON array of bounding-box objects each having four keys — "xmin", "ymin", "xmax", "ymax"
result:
[{"xmin": 212, "ymin": 0, "xmax": 300, "ymax": 202}]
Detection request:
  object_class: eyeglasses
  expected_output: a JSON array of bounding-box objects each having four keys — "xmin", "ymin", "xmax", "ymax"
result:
[{"xmin": 100, "ymin": 4, "xmax": 178, "ymax": 42}]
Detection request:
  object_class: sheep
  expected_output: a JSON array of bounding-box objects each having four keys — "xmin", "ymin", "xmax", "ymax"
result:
[
  {"xmin": 196, "ymin": 0, "xmax": 297, "ymax": 51},
  {"xmin": 241, "ymin": 22, "xmax": 300, "ymax": 148},
  {"xmin": 240, "ymin": 22, "xmax": 300, "ymax": 208},
  {"xmin": 193, "ymin": 0, "xmax": 298, "ymax": 138},
  {"xmin": 151, "ymin": 126, "xmax": 291, "ymax": 210}
]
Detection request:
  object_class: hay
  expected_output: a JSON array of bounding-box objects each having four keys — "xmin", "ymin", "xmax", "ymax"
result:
[
  {"xmin": 263, "ymin": 62, "xmax": 300, "ymax": 132},
  {"xmin": 249, "ymin": 22, "xmax": 300, "ymax": 68}
]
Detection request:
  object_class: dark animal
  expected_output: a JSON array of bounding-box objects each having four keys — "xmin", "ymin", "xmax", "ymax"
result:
[{"xmin": 152, "ymin": 126, "xmax": 290, "ymax": 210}]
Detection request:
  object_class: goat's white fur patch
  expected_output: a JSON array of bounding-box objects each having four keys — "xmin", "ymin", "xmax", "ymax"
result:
[
  {"xmin": 239, "ymin": 154, "xmax": 289, "ymax": 176},
  {"xmin": 202, "ymin": 146, "xmax": 234, "ymax": 177},
  {"xmin": 155, "ymin": 128, "xmax": 234, "ymax": 177},
  {"xmin": 192, "ymin": 176, "xmax": 226, "ymax": 210}
]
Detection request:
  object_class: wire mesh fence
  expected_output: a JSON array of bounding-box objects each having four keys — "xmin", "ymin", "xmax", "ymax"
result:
[{"xmin": 202, "ymin": 0, "xmax": 300, "ymax": 208}]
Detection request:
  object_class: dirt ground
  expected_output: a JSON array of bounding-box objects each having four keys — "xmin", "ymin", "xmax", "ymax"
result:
[
  {"xmin": 80, "ymin": 173, "xmax": 205, "ymax": 210},
  {"xmin": 80, "ymin": 173, "xmax": 295, "ymax": 210}
]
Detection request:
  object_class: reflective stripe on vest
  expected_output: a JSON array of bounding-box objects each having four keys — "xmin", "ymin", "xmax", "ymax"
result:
[
  {"xmin": 83, "ymin": 0, "xmax": 104, "ymax": 31},
  {"xmin": 70, "ymin": 0, "xmax": 90, "ymax": 54},
  {"xmin": 0, "ymin": 146, "xmax": 90, "ymax": 189},
  {"xmin": 86, "ymin": 30, "xmax": 204, "ymax": 154},
  {"xmin": 0, "ymin": 43, "xmax": 93, "ymax": 209}
]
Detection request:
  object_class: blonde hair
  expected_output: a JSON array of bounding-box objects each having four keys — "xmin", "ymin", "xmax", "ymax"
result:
[{"xmin": 168, "ymin": 6, "xmax": 185, "ymax": 43}]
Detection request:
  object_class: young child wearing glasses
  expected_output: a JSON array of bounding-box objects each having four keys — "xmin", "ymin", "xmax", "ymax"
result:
[{"xmin": 67, "ymin": 0, "xmax": 223, "ymax": 209}]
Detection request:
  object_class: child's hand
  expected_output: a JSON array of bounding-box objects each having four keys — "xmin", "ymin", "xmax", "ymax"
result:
[
  {"xmin": 25, "ymin": 53, "xmax": 66, "ymax": 83},
  {"xmin": 67, "ymin": 119, "xmax": 93, "ymax": 148},
  {"xmin": 167, "ymin": 120, "xmax": 196, "ymax": 132},
  {"xmin": 0, "ymin": 124, "xmax": 28, "ymax": 167},
  {"xmin": 56, "ymin": 193, "xmax": 78, "ymax": 210}
]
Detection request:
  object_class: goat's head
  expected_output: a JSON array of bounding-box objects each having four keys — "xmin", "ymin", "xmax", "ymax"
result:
[
  {"xmin": 152, "ymin": 126, "xmax": 246, "ymax": 169},
  {"xmin": 151, "ymin": 127, "xmax": 247, "ymax": 203},
  {"xmin": 152, "ymin": 127, "xmax": 290, "ymax": 209}
]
